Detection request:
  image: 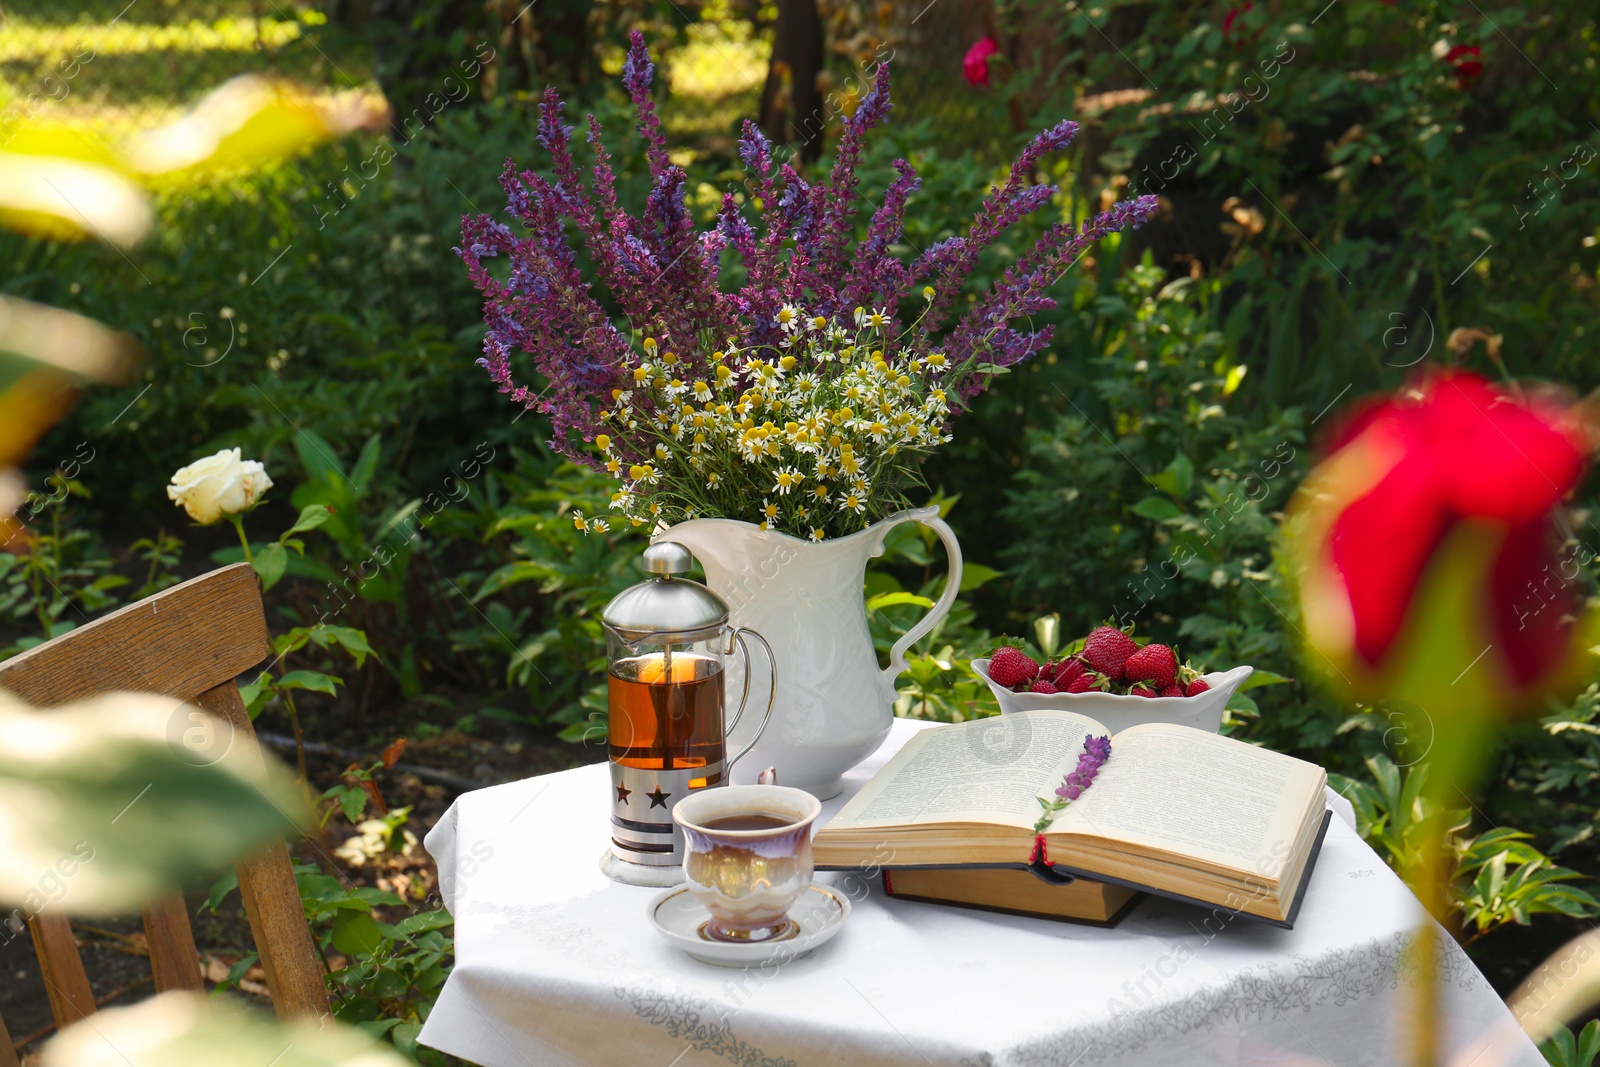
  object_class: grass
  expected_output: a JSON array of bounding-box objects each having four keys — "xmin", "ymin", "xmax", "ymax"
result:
[{"xmin": 0, "ymin": 1, "xmax": 375, "ymax": 132}]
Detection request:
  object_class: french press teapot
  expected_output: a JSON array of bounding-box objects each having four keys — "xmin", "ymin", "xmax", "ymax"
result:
[{"xmin": 598, "ymin": 542, "xmax": 776, "ymax": 886}]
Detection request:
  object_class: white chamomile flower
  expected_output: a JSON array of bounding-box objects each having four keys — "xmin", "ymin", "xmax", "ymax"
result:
[
  {"xmin": 693, "ymin": 380, "xmax": 712, "ymax": 402},
  {"xmin": 808, "ymin": 315, "xmax": 828, "ymax": 332},
  {"xmin": 590, "ymin": 517, "xmax": 610, "ymax": 532},
  {"xmin": 809, "ymin": 527, "xmax": 825, "ymax": 542},
  {"xmin": 772, "ymin": 467, "xmax": 802, "ymax": 495},
  {"xmin": 839, "ymin": 491, "xmax": 866, "ymax": 514},
  {"xmin": 761, "ymin": 498, "xmax": 780, "ymax": 521},
  {"xmin": 776, "ymin": 305, "xmax": 801, "ymax": 332}
]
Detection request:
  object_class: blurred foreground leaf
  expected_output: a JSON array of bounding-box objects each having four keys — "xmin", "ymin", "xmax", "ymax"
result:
[
  {"xmin": 41, "ymin": 992, "xmax": 409, "ymax": 1067},
  {"xmin": 124, "ymin": 76, "xmax": 389, "ymax": 182},
  {"xmin": 0, "ymin": 150, "xmax": 151, "ymax": 246},
  {"xmin": 0, "ymin": 691, "xmax": 307, "ymax": 913}
]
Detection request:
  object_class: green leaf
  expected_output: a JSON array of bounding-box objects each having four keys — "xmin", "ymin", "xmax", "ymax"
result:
[
  {"xmin": 351, "ymin": 887, "xmax": 405, "ymax": 908},
  {"xmin": 1131, "ymin": 495, "xmax": 1183, "ymax": 520},
  {"xmin": 394, "ymin": 908, "xmax": 454, "ymax": 935},
  {"xmin": 338, "ymin": 788, "xmax": 366, "ymax": 824},
  {"xmin": 0, "ymin": 693, "xmax": 306, "ymax": 913},
  {"xmin": 252, "ymin": 542, "xmax": 288, "ymax": 591},
  {"xmin": 958, "ymin": 563, "xmax": 1002, "ymax": 592},
  {"xmin": 866, "ymin": 591, "xmax": 935, "ymax": 612},
  {"xmin": 212, "ymin": 952, "xmax": 258, "ymax": 995},
  {"xmin": 350, "ymin": 434, "xmax": 383, "ymax": 494},
  {"xmin": 282, "ymin": 504, "xmax": 332, "ymax": 538},
  {"xmin": 313, "ymin": 626, "xmax": 377, "ymax": 666},
  {"xmin": 392, "ymin": 1021, "xmax": 423, "ymax": 1056},
  {"xmin": 294, "ymin": 428, "xmax": 347, "ymax": 485},
  {"xmin": 43, "ymin": 990, "xmax": 412, "ymax": 1066},
  {"xmin": 331, "ymin": 910, "xmax": 384, "ymax": 956},
  {"xmin": 202, "ymin": 870, "xmax": 239, "ymax": 914},
  {"xmin": 238, "ymin": 674, "xmax": 269, "ymax": 719},
  {"xmin": 1168, "ymin": 453, "xmax": 1194, "ymax": 498},
  {"xmin": 275, "ymin": 670, "xmax": 341, "ymax": 696},
  {"xmin": 1239, "ymin": 669, "xmax": 1293, "ymax": 690},
  {"xmin": 1225, "ymin": 691, "xmax": 1259, "ymax": 716},
  {"xmin": 355, "ymin": 1018, "xmax": 404, "ymax": 1041}
]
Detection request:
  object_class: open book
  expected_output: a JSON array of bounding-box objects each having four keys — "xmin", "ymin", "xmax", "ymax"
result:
[{"xmin": 814, "ymin": 709, "xmax": 1330, "ymax": 926}]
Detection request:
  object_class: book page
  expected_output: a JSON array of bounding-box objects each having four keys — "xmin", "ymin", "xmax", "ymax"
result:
[
  {"xmin": 824, "ymin": 710, "xmax": 1107, "ymax": 831},
  {"xmin": 1054, "ymin": 723, "xmax": 1324, "ymax": 880}
]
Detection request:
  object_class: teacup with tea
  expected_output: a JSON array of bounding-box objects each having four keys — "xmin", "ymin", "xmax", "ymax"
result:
[{"xmin": 672, "ymin": 785, "xmax": 823, "ymax": 943}]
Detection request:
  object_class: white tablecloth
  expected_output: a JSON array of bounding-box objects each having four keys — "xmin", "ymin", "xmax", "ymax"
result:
[{"xmin": 419, "ymin": 718, "xmax": 1541, "ymax": 1067}]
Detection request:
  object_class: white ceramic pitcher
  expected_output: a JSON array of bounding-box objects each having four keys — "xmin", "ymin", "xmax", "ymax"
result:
[{"xmin": 658, "ymin": 505, "xmax": 962, "ymax": 799}]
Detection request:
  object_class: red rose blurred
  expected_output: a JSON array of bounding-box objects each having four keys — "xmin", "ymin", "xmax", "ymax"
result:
[
  {"xmin": 1222, "ymin": 2, "xmax": 1254, "ymax": 39},
  {"xmin": 962, "ymin": 37, "xmax": 1000, "ymax": 88},
  {"xmin": 1445, "ymin": 44, "xmax": 1483, "ymax": 88},
  {"xmin": 1291, "ymin": 371, "xmax": 1596, "ymax": 716}
]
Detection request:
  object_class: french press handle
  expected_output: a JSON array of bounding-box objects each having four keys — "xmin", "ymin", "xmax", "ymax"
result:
[{"xmin": 723, "ymin": 627, "xmax": 776, "ymax": 771}]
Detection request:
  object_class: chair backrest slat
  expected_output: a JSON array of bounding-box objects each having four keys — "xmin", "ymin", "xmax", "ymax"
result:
[
  {"xmin": 0, "ymin": 564, "xmax": 329, "ymax": 1058},
  {"xmin": 0, "ymin": 563, "xmax": 269, "ymax": 706}
]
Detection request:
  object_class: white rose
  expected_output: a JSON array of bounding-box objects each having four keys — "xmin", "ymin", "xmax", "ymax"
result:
[{"xmin": 166, "ymin": 448, "xmax": 273, "ymax": 525}]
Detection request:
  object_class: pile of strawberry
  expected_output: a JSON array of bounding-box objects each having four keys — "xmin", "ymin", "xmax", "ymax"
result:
[{"xmin": 988, "ymin": 626, "xmax": 1211, "ymax": 698}]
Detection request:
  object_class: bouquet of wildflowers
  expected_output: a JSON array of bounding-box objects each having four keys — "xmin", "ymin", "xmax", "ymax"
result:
[{"xmin": 459, "ymin": 31, "xmax": 1157, "ymax": 540}]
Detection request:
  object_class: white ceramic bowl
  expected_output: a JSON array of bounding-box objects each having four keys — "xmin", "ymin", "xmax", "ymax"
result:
[{"xmin": 970, "ymin": 659, "xmax": 1252, "ymax": 734}]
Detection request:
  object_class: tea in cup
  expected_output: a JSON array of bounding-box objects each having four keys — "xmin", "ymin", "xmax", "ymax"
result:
[{"xmin": 672, "ymin": 785, "xmax": 823, "ymax": 943}]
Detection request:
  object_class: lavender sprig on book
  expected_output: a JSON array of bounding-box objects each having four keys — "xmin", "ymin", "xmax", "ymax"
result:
[{"xmin": 1032, "ymin": 735, "xmax": 1111, "ymax": 833}]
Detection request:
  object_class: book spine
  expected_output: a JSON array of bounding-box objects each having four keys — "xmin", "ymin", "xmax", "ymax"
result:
[{"xmin": 882, "ymin": 870, "xmax": 895, "ymax": 896}]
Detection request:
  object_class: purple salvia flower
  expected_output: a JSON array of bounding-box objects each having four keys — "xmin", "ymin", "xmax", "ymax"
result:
[
  {"xmin": 813, "ymin": 63, "xmax": 893, "ymax": 281},
  {"xmin": 623, "ymin": 30, "xmax": 671, "ymax": 177},
  {"xmin": 462, "ymin": 43, "xmax": 1157, "ymax": 464},
  {"xmin": 716, "ymin": 194, "xmax": 758, "ymax": 260},
  {"xmin": 945, "ymin": 194, "xmax": 1160, "ymax": 405},
  {"xmin": 1052, "ymin": 735, "xmax": 1112, "ymax": 799},
  {"xmin": 916, "ymin": 119, "xmax": 1081, "ymax": 336},
  {"xmin": 844, "ymin": 159, "xmax": 920, "ymax": 312},
  {"xmin": 738, "ymin": 120, "xmax": 776, "ymax": 204}
]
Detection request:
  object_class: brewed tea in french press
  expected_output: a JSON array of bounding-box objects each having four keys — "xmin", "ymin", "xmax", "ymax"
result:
[{"xmin": 598, "ymin": 541, "xmax": 775, "ymax": 886}]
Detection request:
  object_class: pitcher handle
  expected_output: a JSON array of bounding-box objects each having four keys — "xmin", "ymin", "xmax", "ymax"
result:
[
  {"xmin": 725, "ymin": 627, "xmax": 776, "ymax": 771},
  {"xmin": 882, "ymin": 514, "xmax": 964, "ymax": 687}
]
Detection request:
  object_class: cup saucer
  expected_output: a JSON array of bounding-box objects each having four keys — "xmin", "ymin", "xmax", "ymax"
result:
[{"xmin": 648, "ymin": 884, "xmax": 851, "ymax": 967}]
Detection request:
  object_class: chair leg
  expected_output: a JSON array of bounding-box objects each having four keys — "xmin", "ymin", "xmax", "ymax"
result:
[
  {"xmin": 141, "ymin": 890, "xmax": 203, "ymax": 992},
  {"xmin": 1, "ymin": 1009, "xmax": 20, "ymax": 1067},
  {"xmin": 27, "ymin": 911, "xmax": 95, "ymax": 1028},
  {"xmin": 195, "ymin": 681, "xmax": 330, "ymax": 1020}
]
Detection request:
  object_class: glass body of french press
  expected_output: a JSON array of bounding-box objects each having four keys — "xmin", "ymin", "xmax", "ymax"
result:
[{"xmin": 598, "ymin": 541, "xmax": 776, "ymax": 885}]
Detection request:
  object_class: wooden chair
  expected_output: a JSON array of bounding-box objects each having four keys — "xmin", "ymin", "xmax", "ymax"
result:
[{"xmin": 0, "ymin": 563, "xmax": 328, "ymax": 1061}]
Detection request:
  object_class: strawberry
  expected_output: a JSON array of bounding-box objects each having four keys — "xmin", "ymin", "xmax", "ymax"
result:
[
  {"xmin": 1158, "ymin": 683, "xmax": 1184, "ymax": 698},
  {"xmin": 988, "ymin": 646, "xmax": 1040, "ymax": 689},
  {"xmin": 1185, "ymin": 678, "xmax": 1211, "ymax": 697},
  {"xmin": 1065, "ymin": 672, "xmax": 1107, "ymax": 694},
  {"xmin": 1081, "ymin": 626, "xmax": 1138, "ymax": 681},
  {"xmin": 1123, "ymin": 643, "xmax": 1178, "ymax": 688},
  {"xmin": 1047, "ymin": 657, "xmax": 1086, "ymax": 688},
  {"xmin": 1030, "ymin": 679, "xmax": 1060, "ymax": 694},
  {"xmin": 1128, "ymin": 684, "xmax": 1157, "ymax": 698}
]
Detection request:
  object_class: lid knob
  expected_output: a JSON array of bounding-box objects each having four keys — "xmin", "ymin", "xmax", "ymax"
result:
[{"xmin": 643, "ymin": 541, "xmax": 694, "ymax": 576}]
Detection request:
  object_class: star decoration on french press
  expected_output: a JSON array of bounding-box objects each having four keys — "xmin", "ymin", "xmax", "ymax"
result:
[
  {"xmin": 615, "ymin": 783, "xmax": 631, "ymax": 805},
  {"xmin": 646, "ymin": 785, "xmax": 671, "ymax": 809}
]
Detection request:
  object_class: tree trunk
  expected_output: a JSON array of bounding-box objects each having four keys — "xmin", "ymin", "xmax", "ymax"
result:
[{"xmin": 760, "ymin": 0, "xmax": 826, "ymax": 162}]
